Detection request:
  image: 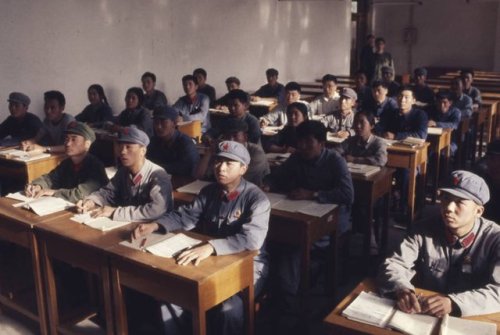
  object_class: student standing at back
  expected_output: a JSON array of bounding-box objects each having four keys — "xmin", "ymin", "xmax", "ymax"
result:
[
  {"xmin": 0, "ymin": 92, "xmax": 42, "ymax": 146},
  {"xmin": 371, "ymin": 37, "xmax": 394, "ymax": 82},
  {"xmin": 193, "ymin": 68, "xmax": 216, "ymax": 107},
  {"xmin": 141, "ymin": 72, "xmax": 168, "ymax": 111},
  {"xmin": 75, "ymin": 84, "xmax": 114, "ymax": 127},
  {"xmin": 116, "ymin": 87, "xmax": 154, "ymax": 137}
]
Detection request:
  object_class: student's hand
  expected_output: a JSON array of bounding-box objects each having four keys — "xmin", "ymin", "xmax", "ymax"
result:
[
  {"xmin": 176, "ymin": 115, "xmax": 184, "ymax": 124},
  {"xmin": 25, "ymin": 184, "xmax": 42, "ymax": 197},
  {"xmin": 396, "ymin": 289, "xmax": 421, "ymax": 314},
  {"xmin": 260, "ymin": 118, "xmax": 270, "ymax": 128},
  {"xmin": 33, "ymin": 188, "xmax": 56, "ymax": 198},
  {"xmin": 176, "ymin": 243, "xmax": 215, "ymax": 266},
  {"xmin": 21, "ymin": 141, "xmax": 44, "ymax": 152},
  {"xmin": 383, "ymin": 132, "xmax": 395, "ymax": 140},
  {"xmin": 345, "ymin": 155, "xmax": 354, "ymax": 163},
  {"xmin": 420, "ymin": 294, "xmax": 452, "ymax": 317},
  {"xmin": 90, "ymin": 205, "xmax": 116, "ymax": 218},
  {"xmin": 336, "ymin": 130, "xmax": 350, "ymax": 139},
  {"xmin": 288, "ymin": 188, "xmax": 315, "ymax": 200},
  {"xmin": 131, "ymin": 223, "xmax": 159, "ymax": 240},
  {"xmin": 250, "ymin": 95, "xmax": 259, "ymax": 102},
  {"xmin": 76, "ymin": 199, "xmax": 97, "ymax": 213},
  {"xmin": 428, "ymin": 120, "xmax": 437, "ymax": 127}
]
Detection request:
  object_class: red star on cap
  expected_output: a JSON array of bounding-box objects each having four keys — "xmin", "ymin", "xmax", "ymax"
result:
[
  {"xmin": 68, "ymin": 121, "xmax": 77, "ymax": 128},
  {"xmin": 122, "ymin": 127, "xmax": 130, "ymax": 135},
  {"xmin": 453, "ymin": 176, "xmax": 460, "ymax": 186},
  {"xmin": 222, "ymin": 142, "xmax": 229, "ymax": 152}
]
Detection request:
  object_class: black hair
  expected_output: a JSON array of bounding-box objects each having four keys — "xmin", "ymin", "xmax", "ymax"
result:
[
  {"xmin": 193, "ymin": 68, "xmax": 207, "ymax": 78},
  {"xmin": 44, "ymin": 90, "xmax": 66, "ymax": 106},
  {"xmin": 460, "ymin": 68, "xmax": 475, "ymax": 77},
  {"xmin": 322, "ymin": 74, "xmax": 338, "ymax": 84},
  {"xmin": 398, "ymin": 85, "xmax": 415, "ymax": 97},
  {"xmin": 375, "ymin": 37, "xmax": 386, "ymax": 44},
  {"xmin": 371, "ymin": 80, "xmax": 389, "ymax": 90},
  {"xmin": 225, "ymin": 76, "xmax": 240, "ymax": 86},
  {"xmin": 286, "ymin": 102, "xmax": 309, "ymax": 120},
  {"xmin": 226, "ymin": 89, "xmax": 250, "ymax": 104},
  {"xmin": 141, "ymin": 72, "xmax": 156, "ymax": 83},
  {"xmin": 285, "ymin": 81, "xmax": 301, "ymax": 93},
  {"xmin": 296, "ymin": 120, "xmax": 326, "ymax": 142},
  {"xmin": 355, "ymin": 110, "xmax": 376, "ymax": 127},
  {"xmin": 266, "ymin": 68, "xmax": 279, "ymax": 77},
  {"xmin": 182, "ymin": 74, "xmax": 198, "ymax": 85},
  {"xmin": 436, "ymin": 90, "xmax": 454, "ymax": 101},
  {"xmin": 126, "ymin": 87, "xmax": 145, "ymax": 106},
  {"xmin": 88, "ymin": 84, "xmax": 109, "ymax": 106}
]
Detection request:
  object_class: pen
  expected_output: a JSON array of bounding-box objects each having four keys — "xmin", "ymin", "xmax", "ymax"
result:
[{"xmin": 139, "ymin": 238, "xmax": 147, "ymax": 251}]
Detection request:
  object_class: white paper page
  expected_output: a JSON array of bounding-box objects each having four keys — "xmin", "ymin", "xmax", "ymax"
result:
[
  {"xmin": 71, "ymin": 213, "xmax": 130, "ymax": 231},
  {"xmin": 265, "ymin": 152, "xmax": 291, "ymax": 161},
  {"xmin": 298, "ymin": 202, "xmax": 337, "ymax": 217},
  {"xmin": 26, "ymin": 197, "xmax": 73, "ymax": 216},
  {"xmin": 428, "ymin": 127, "xmax": 444, "ymax": 135},
  {"xmin": 250, "ymin": 99, "xmax": 275, "ymax": 107},
  {"xmin": 13, "ymin": 153, "xmax": 50, "ymax": 162},
  {"xmin": 105, "ymin": 166, "xmax": 118, "ymax": 179},
  {"xmin": 327, "ymin": 133, "xmax": 346, "ymax": 143},
  {"xmin": 271, "ymin": 199, "xmax": 314, "ymax": 213},
  {"xmin": 265, "ymin": 192, "xmax": 287, "ymax": 207},
  {"xmin": 6, "ymin": 192, "xmax": 32, "ymax": 202},
  {"xmin": 146, "ymin": 233, "xmax": 202, "ymax": 258},
  {"xmin": 389, "ymin": 310, "xmax": 439, "ymax": 335},
  {"xmin": 342, "ymin": 291, "xmax": 396, "ymax": 328},
  {"xmin": 176, "ymin": 180, "xmax": 211, "ymax": 195},
  {"xmin": 445, "ymin": 315, "xmax": 496, "ymax": 335},
  {"xmin": 120, "ymin": 232, "xmax": 176, "ymax": 251}
]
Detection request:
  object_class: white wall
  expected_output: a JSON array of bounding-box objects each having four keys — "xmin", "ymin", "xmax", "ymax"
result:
[
  {"xmin": 372, "ymin": 0, "xmax": 500, "ymax": 75},
  {"xmin": 0, "ymin": 0, "xmax": 351, "ymax": 121}
]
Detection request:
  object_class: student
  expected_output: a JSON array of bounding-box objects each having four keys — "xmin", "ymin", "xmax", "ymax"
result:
[
  {"xmin": 0, "ymin": 92, "xmax": 42, "ymax": 146},
  {"xmin": 214, "ymin": 76, "xmax": 240, "ymax": 108},
  {"xmin": 193, "ymin": 68, "xmax": 216, "ymax": 107},
  {"xmin": 25, "ymin": 122, "xmax": 108, "ymax": 203},
  {"xmin": 322, "ymin": 87, "xmax": 357, "ymax": 139},
  {"xmin": 195, "ymin": 119, "xmax": 270, "ymax": 186},
  {"xmin": 378, "ymin": 170, "xmax": 500, "ymax": 317},
  {"xmin": 147, "ymin": 106, "xmax": 200, "ymax": 177},
  {"xmin": 309, "ymin": 74, "xmax": 340, "ymax": 116},
  {"xmin": 75, "ymin": 84, "xmax": 114, "ymax": 126},
  {"xmin": 252, "ymin": 68, "xmax": 285, "ymax": 103},
  {"xmin": 22, "ymin": 90, "xmax": 75, "ymax": 154},
  {"xmin": 381, "ymin": 66, "xmax": 400, "ymax": 98},
  {"xmin": 260, "ymin": 82, "xmax": 311, "ymax": 127},
  {"xmin": 337, "ymin": 111, "xmax": 387, "ymax": 167},
  {"xmin": 266, "ymin": 102, "xmax": 309, "ymax": 154},
  {"xmin": 428, "ymin": 91, "xmax": 461, "ymax": 155},
  {"xmin": 473, "ymin": 140, "xmax": 500, "ymax": 222},
  {"xmin": 203, "ymin": 89, "xmax": 261, "ymax": 145},
  {"xmin": 359, "ymin": 34, "xmax": 375, "ymax": 80},
  {"xmin": 132, "ymin": 140, "xmax": 270, "ymax": 335},
  {"xmin": 76, "ymin": 126, "xmax": 172, "ymax": 222},
  {"xmin": 460, "ymin": 69, "xmax": 482, "ymax": 107},
  {"xmin": 173, "ymin": 74, "xmax": 211, "ymax": 134},
  {"xmin": 450, "ymin": 77, "xmax": 473, "ymax": 118},
  {"xmin": 371, "ymin": 37, "xmax": 394, "ymax": 82},
  {"xmin": 362, "ymin": 81, "xmax": 398, "ymax": 120},
  {"xmin": 354, "ymin": 70, "xmax": 372, "ymax": 111},
  {"xmin": 141, "ymin": 72, "xmax": 168, "ymax": 111},
  {"xmin": 412, "ymin": 67, "xmax": 435, "ymax": 108},
  {"xmin": 116, "ymin": 87, "xmax": 154, "ymax": 137}
]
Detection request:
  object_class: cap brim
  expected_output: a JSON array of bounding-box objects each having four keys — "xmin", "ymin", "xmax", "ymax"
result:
[
  {"xmin": 439, "ymin": 188, "xmax": 482, "ymax": 205},
  {"xmin": 216, "ymin": 152, "xmax": 246, "ymax": 165}
]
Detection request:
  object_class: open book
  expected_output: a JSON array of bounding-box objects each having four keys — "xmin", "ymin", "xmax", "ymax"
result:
[
  {"xmin": 427, "ymin": 127, "xmax": 444, "ymax": 135},
  {"xmin": 0, "ymin": 148, "xmax": 50, "ymax": 162},
  {"xmin": 120, "ymin": 232, "xmax": 202, "ymax": 258},
  {"xmin": 8, "ymin": 193, "xmax": 74, "ymax": 216},
  {"xmin": 266, "ymin": 193, "xmax": 337, "ymax": 217},
  {"xmin": 347, "ymin": 162, "xmax": 381, "ymax": 177},
  {"xmin": 342, "ymin": 291, "xmax": 496, "ymax": 335},
  {"xmin": 393, "ymin": 137, "xmax": 425, "ymax": 148},
  {"xmin": 70, "ymin": 213, "xmax": 130, "ymax": 232}
]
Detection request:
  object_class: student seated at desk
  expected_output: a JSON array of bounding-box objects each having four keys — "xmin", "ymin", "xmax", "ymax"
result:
[
  {"xmin": 22, "ymin": 90, "xmax": 75, "ymax": 154},
  {"xmin": 450, "ymin": 76, "xmax": 473, "ymax": 118},
  {"xmin": 259, "ymin": 81, "xmax": 311, "ymax": 128},
  {"xmin": 75, "ymin": 84, "xmax": 114, "ymax": 127},
  {"xmin": 141, "ymin": 71, "xmax": 168, "ymax": 111},
  {"xmin": 76, "ymin": 127, "xmax": 172, "ymax": 222},
  {"xmin": 354, "ymin": 70, "xmax": 372, "ymax": 111},
  {"xmin": 266, "ymin": 102, "xmax": 308, "ymax": 154},
  {"xmin": 193, "ymin": 68, "xmax": 216, "ymax": 107},
  {"xmin": 25, "ymin": 122, "xmax": 108, "ymax": 203},
  {"xmin": 337, "ymin": 111, "xmax": 387, "ymax": 167},
  {"xmin": 203, "ymin": 89, "xmax": 261, "ymax": 145},
  {"xmin": 322, "ymin": 87, "xmax": 357, "ymax": 139},
  {"xmin": 377, "ymin": 170, "xmax": 500, "ymax": 317},
  {"xmin": 362, "ymin": 80, "xmax": 398, "ymax": 120},
  {"xmin": 115, "ymin": 87, "xmax": 154, "ymax": 137},
  {"xmin": 252, "ymin": 67, "xmax": 285, "ymax": 103},
  {"xmin": 147, "ymin": 106, "xmax": 199, "ymax": 177},
  {"xmin": 427, "ymin": 91, "xmax": 461, "ymax": 155},
  {"xmin": 0, "ymin": 92, "xmax": 42, "ymax": 146},
  {"xmin": 474, "ymin": 140, "xmax": 500, "ymax": 223},
  {"xmin": 461, "ymin": 68, "xmax": 482, "ymax": 107},
  {"xmin": 195, "ymin": 118, "xmax": 270, "ymax": 186},
  {"xmin": 309, "ymin": 74, "xmax": 340, "ymax": 116},
  {"xmin": 173, "ymin": 74, "xmax": 211, "ymax": 134},
  {"xmin": 381, "ymin": 65, "xmax": 400, "ymax": 98},
  {"xmin": 214, "ymin": 76, "xmax": 240, "ymax": 108},
  {"xmin": 412, "ymin": 67, "xmax": 435, "ymax": 109},
  {"xmin": 132, "ymin": 140, "xmax": 270, "ymax": 335}
]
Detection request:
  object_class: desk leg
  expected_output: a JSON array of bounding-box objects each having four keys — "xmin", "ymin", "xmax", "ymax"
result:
[
  {"xmin": 362, "ymin": 194, "xmax": 374, "ymax": 257},
  {"xmin": 100, "ymin": 265, "xmax": 115, "ymax": 335},
  {"xmin": 407, "ymin": 166, "xmax": 417, "ymax": 227},
  {"xmin": 380, "ymin": 192, "xmax": 391, "ymax": 255},
  {"xmin": 110, "ymin": 267, "xmax": 128, "ymax": 335},
  {"xmin": 29, "ymin": 234, "xmax": 49, "ymax": 335},
  {"xmin": 432, "ymin": 149, "xmax": 441, "ymax": 204},
  {"xmin": 40, "ymin": 240, "xmax": 60, "ymax": 335},
  {"xmin": 327, "ymin": 229, "xmax": 338, "ymax": 299},
  {"xmin": 242, "ymin": 284, "xmax": 255, "ymax": 335},
  {"xmin": 191, "ymin": 305, "xmax": 207, "ymax": 335}
]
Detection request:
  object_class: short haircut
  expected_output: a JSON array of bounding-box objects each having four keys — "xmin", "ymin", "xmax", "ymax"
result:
[
  {"xmin": 182, "ymin": 74, "xmax": 198, "ymax": 85},
  {"xmin": 126, "ymin": 87, "xmax": 145, "ymax": 105},
  {"xmin": 460, "ymin": 68, "xmax": 475, "ymax": 77},
  {"xmin": 436, "ymin": 90, "xmax": 453, "ymax": 101},
  {"xmin": 193, "ymin": 68, "xmax": 207, "ymax": 78},
  {"xmin": 296, "ymin": 120, "xmax": 326, "ymax": 142},
  {"xmin": 266, "ymin": 68, "xmax": 279, "ymax": 77},
  {"xmin": 141, "ymin": 71, "xmax": 156, "ymax": 82},
  {"xmin": 227, "ymin": 89, "xmax": 250, "ymax": 104},
  {"xmin": 285, "ymin": 81, "xmax": 301, "ymax": 93},
  {"xmin": 322, "ymin": 74, "xmax": 338, "ymax": 84},
  {"xmin": 286, "ymin": 102, "xmax": 309, "ymax": 120},
  {"xmin": 355, "ymin": 110, "xmax": 376, "ymax": 127},
  {"xmin": 88, "ymin": 84, "xmax": 109, "ymax": 105},
  {"xmin": 355, "ymin": 70, "xmax": 367, "ymax": 77},
  {"xmin": 375, "ymin": 37, "xmax": 386, "ymax": 44},
  {"xmin": 225, "ymin": 76, "xmax": 240, "ymax": 86},
  {"xmin": 44, "ymin": 90, "xmax": 66, "ymax": 106},
  {"xmin": 372, "ymin": 80, "xmax": 389, "ymax": 89},
  {"xmin": 451, "ymin": 76, "xmax": 463, "ymax": 86},
  {"xmin": 398, "ymin": 85, "xmax": 415, "ymax": 97}
]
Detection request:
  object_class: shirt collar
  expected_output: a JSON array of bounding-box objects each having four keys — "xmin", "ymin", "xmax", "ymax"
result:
[
  {"xmin": 128, "ymin": 161, "xmax": 148, "ymax": 186},
  {"xmin": 219, "ymin": 179, "xmax": 246, "ymax": 202},
  {"xmin": 444, "ymin": 219, "xmax": 479, "ymax": 249},
  {"xmin": 356, "ymin": 134, "xmax": 374, "ymax": 147}
]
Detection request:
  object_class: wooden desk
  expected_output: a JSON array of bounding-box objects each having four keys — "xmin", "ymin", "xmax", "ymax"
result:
[
  {"xmin": 0, "ymin": 153, "xmax": 65, "ymax": 184},
  {"xmin": 108, "ymin": 233, "xmax": 256, "ymax": 335},
  {"xmin": 352, "ymin": 168, "xmax": 395, "ymax": 257},
  {"xmin": 35, "ymin": 215, "xmax": 134, "ymax": 335},
  {"xmin": 386, "ymin": 143, "xmax": 429, "ymax": 225},
  {"xmin": 324, "ymin": 278, "xmax": 500, "ymax": 335},
  {"xmin": 427, "ymin": 128, "xmax": 452, "ymax": 203},
  {"xmin": 0, "ymin": 198, "xmax": 71, "ymax": 335}
]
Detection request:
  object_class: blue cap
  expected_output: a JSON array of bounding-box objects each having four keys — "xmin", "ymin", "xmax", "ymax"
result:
[
  {"xmin": 216, "ymin": 141, "xmax": 250, "ymax": 166},
  {"xmin": 118, "ymin": 126, "xmax": 150, "ymax": 146},
  {"xmin": 440, "ymin": 170, "xmax": 490, "ymax": 205},
  {"xmin": 153, "ymin": 106, "xmax": 179, "ymax": 122}
]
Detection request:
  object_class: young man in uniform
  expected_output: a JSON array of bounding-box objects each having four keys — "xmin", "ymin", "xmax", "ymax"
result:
[{"xmin": 0, "ymin": 92, "xmax": 42, "ymax": 146}]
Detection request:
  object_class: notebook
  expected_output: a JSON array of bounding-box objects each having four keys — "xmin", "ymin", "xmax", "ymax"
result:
[
  {"xmin": 0, "ymin": 148, "xmax": 50, "ymax": 162},
  {"xmin": 121, "ymin": 233, "xmax": 202, "ymax": 258},
  {"xmin": 70, "ymin": 213, "xmax": 130, "ymax": 232},
  {"xmin": 176, "ymin": 180, "xmax": 211, "ymax": 195},
  {"xmin": 11, "ymin": 196, "xmax": 74, "ymax": 216},
  {"xmin": 347, "ymin": 163, "xmax": 381, "ymax": 177},
  {"xmin": 393, "ymin": 137, "xmax": 425, "ymax": 148}
]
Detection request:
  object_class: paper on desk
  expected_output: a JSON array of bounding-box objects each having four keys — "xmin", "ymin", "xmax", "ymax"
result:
[
  {"xmin": 265, "ymin": 152, "xmax": 291, "ymax": 161},
  {"xmin": 120, "ymin": 232, "xmax": 176, "ymax": 251},
  {"xmin": 265, "ymin": 192, "xmax": 287, "ymax": 207},
  {"xmin": 427, "ymin": 127, "xmax": 444, "ymax": 135},
  {"xmin": 16, "ymin": 196, "xmax": 73, "ymax": 216},
  {"xmin": 176, "ymin": 180, "xmax": 211, "ymax": 195},
  {"xmin": 145, "ymin": 233, "xmax": 202, "ymax": 258},
  {"xmin": 262, "ymin": 126, "xmax": 283, "ymax": 136},
  {"xmin": 271, "ymin": 198, "xmax": 337, "ymax": 217},
  {"xmin": 342, "ymin": 291, "xmax": 396, "ymax": 328},
  {"xmin": 327, "ymin": 133, "xmax": 346, "ymax": 144},
  {"xmin": 70, "ymin": 213, "xmax": 130, "ymax": 231},
  {"xmin": 444, "ymin": 315, "xmax": 496, "ymax": 335},
  {"xmin": 6, "ymin": 191, "xmax": 32, "ymax": 202},
  {"xmin": 0, "ymin": 148, "xmax": 50, "ymax": 162},
  {"xmin": 297, "ymin": 202, "xmax": 338, "ymax": 217},
  {"xmin": 250, "ymin": 99, "xmax": 275, "ymax": 107}
]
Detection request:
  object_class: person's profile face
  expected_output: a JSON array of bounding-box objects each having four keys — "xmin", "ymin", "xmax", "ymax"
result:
[
  {"xmin": 142, "ymin": 77, "xmax": 155, "ymax": 93},
  {"xmin": 372, "ymin": 86, "xmax": 388, "ymax": 103},
  {"xmin": 183, "ymin": 80, "xmax": 198, "ymax": 96},
  {"xmin": 44, "ymin": 99, "xmax": 64, "ymax": 122},
  {"xmin": 8, "ymin": 101, "xmax": 28, "ymax": 118},
  {"xmin": 125, "ymin": 92, "xmax": 140, "ymax": 110}
]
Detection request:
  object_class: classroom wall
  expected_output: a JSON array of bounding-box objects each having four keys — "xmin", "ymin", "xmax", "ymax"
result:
[
  {"xmin": 0, "ymin": 0, "xmax": 351, "ymax": 121},
  {"xmin": 371, "ymin": 0, "xmax": 500, "ymax": 75}
]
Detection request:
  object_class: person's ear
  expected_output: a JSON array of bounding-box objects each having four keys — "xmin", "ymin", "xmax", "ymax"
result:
[
  {"xmin": 475, "ymin": 205, "xmax": 484, "ymax": 218},
  {"xmin": 84, "ymin": 140, "xmax": 92, "ymax": 150},
  {"xmin": 239, "ymin": 164, "xmax": 248, "ymax": 176}
]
